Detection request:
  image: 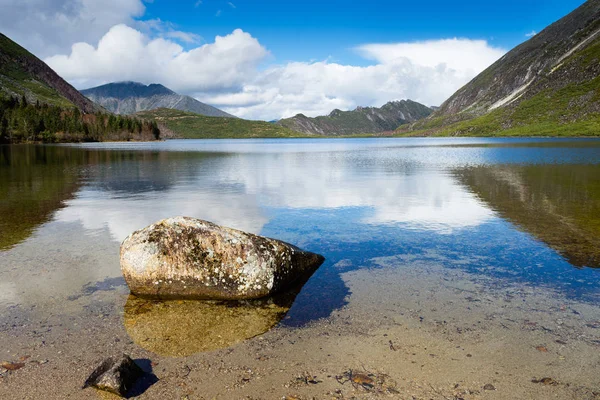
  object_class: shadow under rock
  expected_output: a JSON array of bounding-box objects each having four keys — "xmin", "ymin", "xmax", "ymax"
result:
[{"xmin": 127, "ymin": 358, "xmax": 159, "ymax": 398}]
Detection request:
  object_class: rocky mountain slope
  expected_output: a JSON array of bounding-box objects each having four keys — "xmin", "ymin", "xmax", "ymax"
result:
[
  {"xmin": 82, "ymin": 82, "xmax": 235, "ymax": 118},
  {"xmin": 277, "ymin": 100, "xmax": 432, "ymax": 135},
  {"xmin": 402, "ymin": 0, "xmax": 600, "ymax": 136},
  {"xmin": 0, "ymin": 33, "xmax": 101, "ymax": 113}
]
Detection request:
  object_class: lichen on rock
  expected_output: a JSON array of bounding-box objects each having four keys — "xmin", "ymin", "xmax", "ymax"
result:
[{"xmin": 120, "ymin": 217, "xmax": 325, "ymax": 300}]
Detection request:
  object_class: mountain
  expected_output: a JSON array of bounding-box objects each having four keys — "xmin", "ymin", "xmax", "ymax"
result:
[
  {"xmin": 0, "ymin": 33, "xmax": 101, "ymax": 113},
  {"xmin": 82, "ymin": 82, "xmax": 236, "ymax": 118},
  {"xmin": 136, "ymin": 108, "xmax": 304, "ymax": 139},
  {"xmin": 277, "ymin": 100, "xmax": 433, "ymax": 135},
  {"xmin": 0, "ymin": 33, "xmax": 161, "ymax": 143},
  {"xmin": 401, "ymin": 0, "xmax": 600, "ymax": 137}
]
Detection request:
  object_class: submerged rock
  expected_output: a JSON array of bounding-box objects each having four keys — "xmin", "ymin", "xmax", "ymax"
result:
[
  {"xmin": 83, "ymin": 355, "xmax": 144, "ymax": 397},
  {"xmin": 120, "ymin": 217, "xmax": 325, "ymax": 300},
  {"xmin": 124, "ymin": 293, "xmax": 294, "ymax": 356}
]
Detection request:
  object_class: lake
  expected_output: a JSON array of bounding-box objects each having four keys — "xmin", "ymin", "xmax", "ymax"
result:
[{"xmin": 1, "ymin": 138, "xmax": 600, "ymax": 399}]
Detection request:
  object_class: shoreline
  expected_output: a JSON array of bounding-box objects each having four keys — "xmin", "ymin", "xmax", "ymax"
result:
[
  {"xmin": 1, "ymin": 257, "xmax": 598, "ymax": 399},
  {"xmin": 3, "ymin": 135, "xmax": 600, "ymax": 145}
]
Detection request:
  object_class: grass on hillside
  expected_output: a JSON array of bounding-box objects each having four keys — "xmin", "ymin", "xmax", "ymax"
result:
[
  {"xmin": 136, "ymin": 108, "xmax": 310, "ymax": 139},
  {"xmin": 399, "ymin": 76, "xmax": 600, "ymax": 137},
  {"xmin": 400, "ymin": 33, "xmax": 600, "ymax": 137},
  {"xmin": 0, "ymin": 34, "xmax": 77, "ymax": 108}
]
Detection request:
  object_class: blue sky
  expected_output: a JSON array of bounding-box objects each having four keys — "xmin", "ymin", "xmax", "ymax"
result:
[
  {"xmin": 142, "ymin": 0, "xmax": 587, "ymax": 65},
  {"xmin": 1, "ymin": 0, "xmax": 589, "ymax": 120}
]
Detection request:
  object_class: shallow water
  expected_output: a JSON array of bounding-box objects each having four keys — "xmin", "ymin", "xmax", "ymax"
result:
[{"xmin": 1, "ymin": 138, "xmax": 600, "ymax": 354}]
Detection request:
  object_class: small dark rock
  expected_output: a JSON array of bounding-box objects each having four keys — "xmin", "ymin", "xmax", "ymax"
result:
[
  {"xmin": 483, "ymin": 383, "xmax": 496, "ymax": 391},
  {"xmin": 83, "ymin": 354, "xmax": 144, "ymax": 397}
]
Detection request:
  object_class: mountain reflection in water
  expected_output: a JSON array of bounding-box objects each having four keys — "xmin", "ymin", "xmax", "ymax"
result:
[{"xmin": 456, "ymin": 164, "xmax": 600, "ymax": 268}]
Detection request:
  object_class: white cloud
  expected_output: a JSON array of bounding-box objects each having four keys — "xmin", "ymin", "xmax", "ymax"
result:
[
  {"xmin": 525, "ymin": 31, "xmax": 537, "ymax": 38},
  {"xmin": 211, "ymin": 39, "xmax": 505, "ymax": 120},
  {"xmin": 0, "ymin": 0, "xmax": 146, "ymax": 58},
  {"xmin": 163, "ymin": 30, "xmax": 202, "ymax": 44},
  {"xmin": 207, "ymin": 39, "xmax": 504, "ymax": 120},
  {"xmin": 45, "ymin": 22, "xmax": 505, "ymax": 121},
  {"xmin": 46, "ymin": 25, "xmax": 268, "ymax": 93},
  {"xmin": 357, "ymin": 39, "xmax": 502, "ymax": 76}
]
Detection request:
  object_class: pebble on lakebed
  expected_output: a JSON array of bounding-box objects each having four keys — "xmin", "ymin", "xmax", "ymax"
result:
[{"xmin": 120, "ymin": 217, "xmax": 325, "ymax": 300}]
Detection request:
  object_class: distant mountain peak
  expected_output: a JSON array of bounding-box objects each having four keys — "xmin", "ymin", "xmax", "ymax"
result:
[
  {"xmin": 82, "ymin": 81, "xmax": 175, "ymax": 100},
  {"xmin": 81, "ymin": 82, "xmax": 235, "ymax": 118}
]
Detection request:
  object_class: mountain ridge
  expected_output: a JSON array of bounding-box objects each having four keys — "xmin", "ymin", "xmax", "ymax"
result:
[
  {"xmin": 82, "ymin": 82, "xmax": 236, "ymax": 118},
  {"xmin": 277, "ymin": 100, "xmax": 432, "ymax": 135}
]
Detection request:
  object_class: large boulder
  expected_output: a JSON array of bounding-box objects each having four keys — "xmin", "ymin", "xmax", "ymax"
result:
[{"xmin": 120, "ymin": 217, "xmax": 325, "ymax": 300}]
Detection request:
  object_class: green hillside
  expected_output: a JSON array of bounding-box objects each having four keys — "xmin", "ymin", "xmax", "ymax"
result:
[
  {"xmin": 0, "ymin": 33, "xmax": 163, "ymax": 143},
  {"xmin": 136, "ymin": 108, "xmax": 307, "ymax": 138},
  {"xmin": 399, "ymin": 0, "xmax": 600, "ymax": 137},
  {"xmin": 0, "ymin": 33, "xmax": 100, "ymax": 112},
  {"xmin": 399, "ymin": 38, "xmax": 600, "ymax": 137}
]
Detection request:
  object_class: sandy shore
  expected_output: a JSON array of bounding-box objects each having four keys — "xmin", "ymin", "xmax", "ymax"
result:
[{"xmin": 1, "ymin": 253, "xmax": 599, "ymax": 400}]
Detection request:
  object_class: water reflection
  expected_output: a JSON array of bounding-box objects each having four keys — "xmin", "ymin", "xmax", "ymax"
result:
[
  {"xmin": 0, "ymin": 146, "xmax": 80, "ymax": 250},
  {"xmin": 456, "ymin": 164, "xmax": 600, "ymax": 268},
  {"xmin": 55, "ymin": 150, "xmax": 494, "ymax": 241},
  {"xmin": 124, "ymin": 290, "xmax": 298, "ymax": 356},
  {"xmin": 2, "ymin": 139, "xmax": 600, "ymax": 329}
]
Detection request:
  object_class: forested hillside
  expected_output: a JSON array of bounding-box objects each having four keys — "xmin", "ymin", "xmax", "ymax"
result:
[{"xmin": 0, "ymin": 95, "xmax": 160, "ymax": 143}]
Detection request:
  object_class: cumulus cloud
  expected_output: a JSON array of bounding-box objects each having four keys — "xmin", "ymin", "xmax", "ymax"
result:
[
  {"xmin": 357, "ymin": 39, "xmax": 502, "ymax": 77},
  {"xmin": 46, "ymin": 25, "xmax": 269, "ymax": 93},
  {"xmin": 211, "ymin": 39, "xmax": 504, "ymax": 119},
  {"xmin": 46, "ymin": 22, "xmax": 505, "ymax": 120},
  {"xmin": 0, "ymin": 0, "xmax": 146, "ymax": 58}
]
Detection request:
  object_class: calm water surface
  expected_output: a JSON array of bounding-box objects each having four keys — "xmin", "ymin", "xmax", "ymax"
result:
[{"xmin": 1, "ymin": 138, "xmax": 600, "ymax": 332}]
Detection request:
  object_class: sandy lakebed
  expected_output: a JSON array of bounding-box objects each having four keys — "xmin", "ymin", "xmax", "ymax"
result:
[{"xmin": 1, "ymin": 255, "xmax": 599, "ymax": 399}]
